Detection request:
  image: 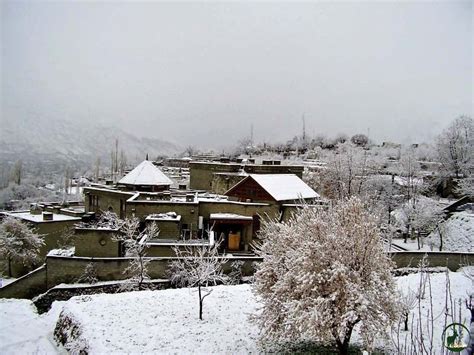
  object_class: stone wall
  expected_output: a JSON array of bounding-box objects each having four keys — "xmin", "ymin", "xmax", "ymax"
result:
[
  {"xmin": 84, "ymin": 188, "xmax": 134, "ymax": 217},
  {"xmin": 129, "ymin": 201, "xmax": 199, "ymax": 229},
  {"xmin": 2, "ymin": 251, "xmax": 472, "ymax": 300},
  {"xmin": 74, "ymin": 228, "xmax": 121, "ymax": 257},
  {"xmin": 0, "ymin": 265, "xmax": 47, "ymax": 299},
  {"xmin": 189, "ymin": 162, "xmax": 305, "ymax": 191},
  {"xmin": 390, "ymin": 251, "xmax": 474, "ymax": 271}
]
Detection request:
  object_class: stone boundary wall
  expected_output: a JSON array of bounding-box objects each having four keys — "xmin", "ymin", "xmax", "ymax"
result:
[
  {"xmin": 0, "ymin": 265, "xmax": 47, "ymax": 299},
  {"xmin": 33, "ymin": 280, "xmax": 171, "ymax": 314},
  {"xmin": 390, "ymin": 251, "xmax": 473, "ymax": 271},
  {"xmin": 1, "ymin": 252, "xmax": 472, "ymax": 300}
]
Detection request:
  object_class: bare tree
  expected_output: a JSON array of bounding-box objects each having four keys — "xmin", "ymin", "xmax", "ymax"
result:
[
  {"xmin": 94, "ymin": 157, "xmax": 101, "ymax": 182},
  {"xmin": 168, "ymin": 238, "xmax": 228, "ymax": 320},
  {"xmin": 113, "ymin": 217, "xmax": 160, "ymax": 290},
  {"xmin": 10, "ymin": 160, "xmax": 22, "ymax": 185},
  {"xmin": 119, "ymin": 150, "xmax": 127, "ymax": 177}
]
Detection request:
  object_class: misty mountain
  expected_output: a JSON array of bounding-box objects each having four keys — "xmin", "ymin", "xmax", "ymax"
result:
[{"xmin": 0, "ymin": 117, "xmax": 181, "ymax": 167}]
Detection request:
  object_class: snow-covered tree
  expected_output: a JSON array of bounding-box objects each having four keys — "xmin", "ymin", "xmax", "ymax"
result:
[
  {"xmin": 436, "ymin": 115, "xmax": 474, "ymax": 178},
  {"xmin": 168, "ymin": 239, "xmax": 228, "ymax": 320},
  {"xmin": 398, "ymin": 146, "xmax": 421, "ymax": 202},
  {"xmin": 351, "ymin": 133, "xmax": 369, "ymax": 147},
  {"xmin": 0, "ymin": 216, "xmax": 44, "ymax": 276},
  {"xmin": 395, "ymin": 196, "xmax": 444, "ymax": 248},
  {"xmin": 456, "ymin": 177, "xmax": 474, "ymax": 197},
  {"xmin": 253, "ymin": 197, "xmax": 400, "ymax": 354},
  {"xmin": 113, "ymin": 217, "xmax": 159, "ymax": 290}
]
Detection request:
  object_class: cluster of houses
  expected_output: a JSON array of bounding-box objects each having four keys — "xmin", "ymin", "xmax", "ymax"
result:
[{"xmin": 1, "ymin": 158, "xmax": 322, "ymax": 278}]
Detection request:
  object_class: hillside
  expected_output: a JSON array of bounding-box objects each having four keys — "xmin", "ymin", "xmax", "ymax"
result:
[{"xmin": 0, "ymin": 117, "xmax": 181, "ymax": 166}]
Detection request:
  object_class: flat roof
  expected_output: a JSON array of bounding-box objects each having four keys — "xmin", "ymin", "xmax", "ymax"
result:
[
  {"xmin": 210, "ymin": 213, "xmax": 253, "ymax": 221},
  {"xmin": 146, "ymin": 213, "xmax": 182, "ymax": 222},
  {"xmin": 5, "ymin": 211, "xmax": 82, "ymax": 223}
]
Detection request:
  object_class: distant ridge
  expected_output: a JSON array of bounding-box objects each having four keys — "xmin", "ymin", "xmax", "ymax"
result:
[{"xmin": 0, "ymin": 117, "xmax": 181, "ymax": 166}]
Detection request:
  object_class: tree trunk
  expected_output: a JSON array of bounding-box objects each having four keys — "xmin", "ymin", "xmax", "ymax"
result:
[
  {"xmin": 198, "ymin": 284, "xmax": 203, "ymax": 320},
  {"xmin": 335, "ymin": 326, "xmax": 353, "ymax": 355},
  {"xmin": 404, "ymin": 312, "xmax": 409, "ymax": 331},
  {"xmin": 7, "ymin": 256, "xmax": 12, "ymax": 278},
  {"xmin": 437, "ymin": 224, "xmax": 443, "ymax": 251}
]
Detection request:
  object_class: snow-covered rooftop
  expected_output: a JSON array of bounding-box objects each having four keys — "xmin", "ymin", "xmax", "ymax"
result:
[
  {"xmin": 5, "ymin": 211, "xmax": 82, "ymax": 223},
  {"xmin": 242, "ymin": 174, "xmax": 319, "ymax": 202},
  {"xmin": 210, "ymin": 213, "xmax": 253, "ymax": 221},
  {"xmin": 119, "ymin": 160, "xmax": 173, "ymax": 186},
  {"xmin": 146, "ymin": 212, "xmax": 181, "ymax": 222}
]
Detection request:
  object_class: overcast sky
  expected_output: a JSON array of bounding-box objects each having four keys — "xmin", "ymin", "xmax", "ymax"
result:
[{"xmin": 2, "ymin": 1, "xmax": 472, "ymax": 149}]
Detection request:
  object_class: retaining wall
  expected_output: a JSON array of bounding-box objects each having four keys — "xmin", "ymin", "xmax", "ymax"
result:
[{"xmin": 1, "ymin": 252, "xmax": 472, "ymax": 300}]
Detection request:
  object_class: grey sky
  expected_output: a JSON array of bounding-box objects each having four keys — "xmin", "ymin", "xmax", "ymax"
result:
[{"xmin": 2, "ymin": 1, "xmax": 472, "ymax": 149}]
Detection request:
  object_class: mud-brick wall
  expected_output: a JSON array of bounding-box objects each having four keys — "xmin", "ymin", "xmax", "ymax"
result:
[
  {"xmin": 44, "ymin": 256, "xmax": 176, "ymax": 286},
  {"xmin": 129, "ymin": 201, "xmax": 199, "ymax": 229},
  {"xmin": 189, "ymin": 162, "xmax": 241, "ymax": 190},
  {"xmin": 0, "ymin": 266, "xmax": 47, "ymax": 299},
  {"xmin": 150, "ymin": 221, "xmax": 180, "ymax": 239},
  {"xmin": 145, "ymin": 244, "xmax": 202, "ymax": 257},
  {"xmin": 189, "ymin": 162, "xmax": 305, "ymax": 191},
  {"xmin": 211, "ymin": 174, "xmax": 247, "ymax": 194},
  {"xmin": 244, "ymin": 165, "xmax": 305, "ymax": 178},
  {"xmin": 74, "ymin": 228, "xmax": 121, "ymax": 257},
  {"xmin": 35, "ymin": 220, "xmax": 80, "ymax": 258},
  {"xmin": 84, "ymin": 188, "xmax": 133, "ymax": 217}
]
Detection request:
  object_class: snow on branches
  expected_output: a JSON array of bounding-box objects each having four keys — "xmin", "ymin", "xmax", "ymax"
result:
[
  {"xmin": 113, "ymin": 217, "xmax": 160, "ymax": 290},
  {"xmin": 0, "ymin": 216, "xmax": 44, "ymax": 275},
  {"xmin": 252, "ymin": 197, "xmax": 400, "ymax": 354},
  {"xmin": 168, "ymin": 239, "xmax": 228, "ymax": 320}
]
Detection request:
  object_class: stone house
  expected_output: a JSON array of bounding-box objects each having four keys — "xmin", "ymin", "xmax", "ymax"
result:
[{"xmin": 82, "ymin": 161, "xmax": 321, "ymax": 256}]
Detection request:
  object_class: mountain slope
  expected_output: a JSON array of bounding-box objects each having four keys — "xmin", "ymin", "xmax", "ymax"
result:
[{"xmin": 0, "ymin": 117, "xmax": 181, "ymax": 165}]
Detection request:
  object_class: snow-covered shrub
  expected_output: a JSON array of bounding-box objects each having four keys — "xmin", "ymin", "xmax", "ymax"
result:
[
  {"xmin": 253, "ymin": 197, "xmax": 400, "ymax": 354},
  {"xmin": 76, "ymin": 262, "xmax": 99, "ymax": 284},
  {"xmin": 0, "ymin": 216, "xmax": 45, "ymax": 275},
  {"xmin": 228, "ymin": 260, "xmax": 245, "ymax": 285}
]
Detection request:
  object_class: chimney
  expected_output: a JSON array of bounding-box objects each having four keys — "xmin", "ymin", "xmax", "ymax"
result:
[{"xmin": 42, "ymin": 212, "xmax": 53, "ymax": 221}]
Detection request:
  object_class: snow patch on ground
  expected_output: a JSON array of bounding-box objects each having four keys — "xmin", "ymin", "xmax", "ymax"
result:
[{"xmin": 0, "ymin": 299, "xmax": 65, "ymax": 354}]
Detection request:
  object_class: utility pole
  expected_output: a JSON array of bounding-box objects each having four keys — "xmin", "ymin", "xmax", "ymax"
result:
[
  {"xmin": 250, "ymin": 124, "xmax": 254, "ymax": 146},
  {"xmin": 302, "ymin": 114, "xmax": 306, "ymax": 142}
]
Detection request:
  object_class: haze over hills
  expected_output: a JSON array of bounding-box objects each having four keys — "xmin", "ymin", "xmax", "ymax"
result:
[{"xmin": 0, "ymin": 116, "xmax": 181, "ymax": 167}]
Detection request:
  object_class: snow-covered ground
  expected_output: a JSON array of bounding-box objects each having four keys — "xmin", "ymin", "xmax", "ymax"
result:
[
  {"xmin": 426, "ymin": 211, "xmax": 474, "ymax": 252},
  {"xmin": 0, "ymin": 270, "xmax": 472, "ymax": 354},
  {"xmin": 0, "ymin": 299, "xmax": 65, "ymax": 354}
]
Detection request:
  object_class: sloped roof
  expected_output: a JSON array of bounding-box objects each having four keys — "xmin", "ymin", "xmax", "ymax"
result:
[
  {"xmin": 227, "ymin": 174, "xmax": 319, "ymax": 202},
  {"xmin": 119, "ymin": 160, "xmax": 173, "ymax": 186}
]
